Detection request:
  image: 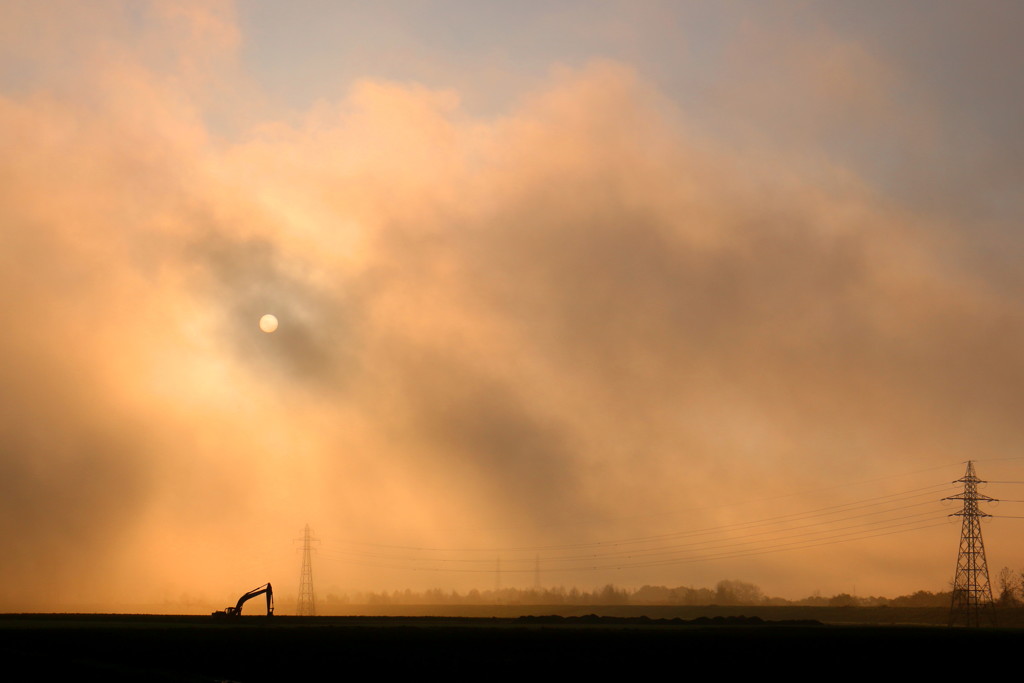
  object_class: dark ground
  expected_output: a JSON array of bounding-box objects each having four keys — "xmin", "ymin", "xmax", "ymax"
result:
[{"xmin": 2, "ymin": 612, "xmax": 1022, "ymax": 680}]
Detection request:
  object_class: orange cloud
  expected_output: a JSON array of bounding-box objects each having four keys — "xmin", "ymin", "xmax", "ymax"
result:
[{"xmin": 0, "ymin": 3, "xmax": 1018, "ymax": 609}]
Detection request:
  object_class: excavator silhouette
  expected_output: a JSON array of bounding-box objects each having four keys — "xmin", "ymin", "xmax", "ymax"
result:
[{"xmin": 212, "ymin": 583, "xmax": 274, "ymax": 617}]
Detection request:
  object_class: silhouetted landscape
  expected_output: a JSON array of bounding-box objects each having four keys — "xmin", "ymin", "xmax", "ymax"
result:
[
  {"xmin": 18, "ymin": 574, "xmax": 1024, "ymax": 677},
  {"xmin": 5, "ymin": 612, "xmax": 1023, "ymax": 680},
  {"xmin": 5, "ymin": 5, "xmax": 1024, "ymax": 679}
]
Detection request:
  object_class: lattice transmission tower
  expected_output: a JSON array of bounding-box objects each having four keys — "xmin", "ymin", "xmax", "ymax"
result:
[
  {"xmin": 297, "ymin": 523, "xmax": 318, "ymax": 616},
  {"xmin": 945, "ymin": 460, "xmax": 997, "ymax": 627}
]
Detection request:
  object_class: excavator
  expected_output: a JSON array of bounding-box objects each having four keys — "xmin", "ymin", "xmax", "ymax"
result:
[{"xmin": 212, "ymin": 583, "xmax": 274, "ymax": 617}]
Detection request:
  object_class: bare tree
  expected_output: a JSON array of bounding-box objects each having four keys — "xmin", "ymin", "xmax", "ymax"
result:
[{"xmin": 998, "ymin": 567, "xmax": 1019, "ymax": 606}]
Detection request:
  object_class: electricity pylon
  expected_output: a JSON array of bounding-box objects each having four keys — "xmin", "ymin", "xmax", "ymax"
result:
[
  {"xmin": 945, "ymin": 461, "xmax": 996, "ymax": 627},
  {"xmin": 297, "ymin": 523, "xmax": 317, "ymax": 616}
]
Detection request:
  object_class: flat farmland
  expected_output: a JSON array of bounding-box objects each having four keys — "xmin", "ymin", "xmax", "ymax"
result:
[{"xmin": 2, "ymin": 610, "xmax": 1023, "ymax": 680}]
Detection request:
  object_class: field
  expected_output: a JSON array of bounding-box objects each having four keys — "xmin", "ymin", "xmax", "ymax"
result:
[{"xmin": 3, "ymin": 608, "xmax": 1023, "ymax": 680}]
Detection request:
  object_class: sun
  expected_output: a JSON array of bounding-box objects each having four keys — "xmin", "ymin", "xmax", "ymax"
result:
[{"xmin": 259, "ymin": 314, "xmax": 279, "ymax": 333}]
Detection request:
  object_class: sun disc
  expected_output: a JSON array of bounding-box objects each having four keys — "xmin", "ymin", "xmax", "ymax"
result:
[{"xmin": 259, "ymin": 314, "xmax": 279, "ymax": 333}]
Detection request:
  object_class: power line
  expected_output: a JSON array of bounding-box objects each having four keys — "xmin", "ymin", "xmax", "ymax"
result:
[
  {"xmin": 312, "ymin": 483, "xmax": 955, "ymax": 575},
  {"xmin": 325, "ymin": 482, "xmax": 952, "ymax": 556},
  {"xmin": 315, "ymin": 517, "xmax": 952, "ymax": 574}
]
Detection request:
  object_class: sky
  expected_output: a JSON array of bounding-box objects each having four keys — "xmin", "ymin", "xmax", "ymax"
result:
[{"xmin": 2, "ymin": 0, "xmax": 1024, "ymax": 611}]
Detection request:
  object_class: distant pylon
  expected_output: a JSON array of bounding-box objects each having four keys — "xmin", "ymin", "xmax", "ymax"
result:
[
  {"xmin": 945, "ymin": 461, "xmax": 997, "ymax": 627},
  {"xmin": 297, "ymin": 523, "xmax": 317, "ymax": 616},
  {"xmin": 533, "ymin": 554, "xmax": 541, "ymax": 591}
]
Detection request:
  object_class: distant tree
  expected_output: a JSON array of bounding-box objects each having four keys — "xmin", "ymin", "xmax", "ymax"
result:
[
  {"xmin": 889, "ymin": 590, "xmax": 948, "ymax": 607},
  {"xmin": 761, "ymin": 595, "xmax": 793, "ymax": 606},
  {"xmin": 715, "ymin": 579, "xmax": 763, "ymax": 605},
  {"xmin": 324, "ymin": 592, "xmax": 348, "ymax": 606},
  {"xmin": 796, "ymin": 590, "xmax": 828, "ymax": 606},
  {"xmin": 828, "ymin": 593, "xmax": 859, "ymax": 607},
  {"xmin": 632, "ymin": 585, "xmax": 671, "ymax": 604},
  {"xmin": 599, "ymin": 584, "xmax": 628, "ymax": 604},
  {"xmin": 998, "ymin": 567, "xmax": 1019, "ymax": 606},
  {"xmin": 366, "ymin": 591, "xmax": 390, "ymax": 604},
  {"xmin": 544, "ymin": 587, "xmax": 567, "ymax": 604}
]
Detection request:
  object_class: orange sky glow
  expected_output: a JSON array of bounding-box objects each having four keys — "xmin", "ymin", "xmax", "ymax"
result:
[{"xmin": 2, "ymin": 1, "xmax": 1024, "ymax": 612}]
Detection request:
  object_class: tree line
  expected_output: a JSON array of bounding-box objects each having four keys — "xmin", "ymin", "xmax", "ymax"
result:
[{"xmin": 320, "ymin": 579, "xmax": 954, "ymax": 607}]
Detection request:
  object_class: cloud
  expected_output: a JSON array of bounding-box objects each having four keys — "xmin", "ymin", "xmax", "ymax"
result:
[{"xmin": 1, "ymin": 3, "xmax": 1022, "ymax": 606}]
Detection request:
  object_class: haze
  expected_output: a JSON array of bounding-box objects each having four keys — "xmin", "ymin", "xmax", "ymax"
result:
[{"xmin": 2, "ymin": 0, "xmax": 1023, "ymax": 612}]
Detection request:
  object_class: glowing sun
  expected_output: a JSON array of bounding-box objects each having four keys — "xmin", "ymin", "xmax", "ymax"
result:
[{"xmin": 259, "ymin": 314, "xmax": 279, "ymax": 333}]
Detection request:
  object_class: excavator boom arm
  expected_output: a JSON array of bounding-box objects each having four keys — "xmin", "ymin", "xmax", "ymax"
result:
[{"xmin": 234, "ymin": 583, "xmax": 273, "ymax": 615}]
